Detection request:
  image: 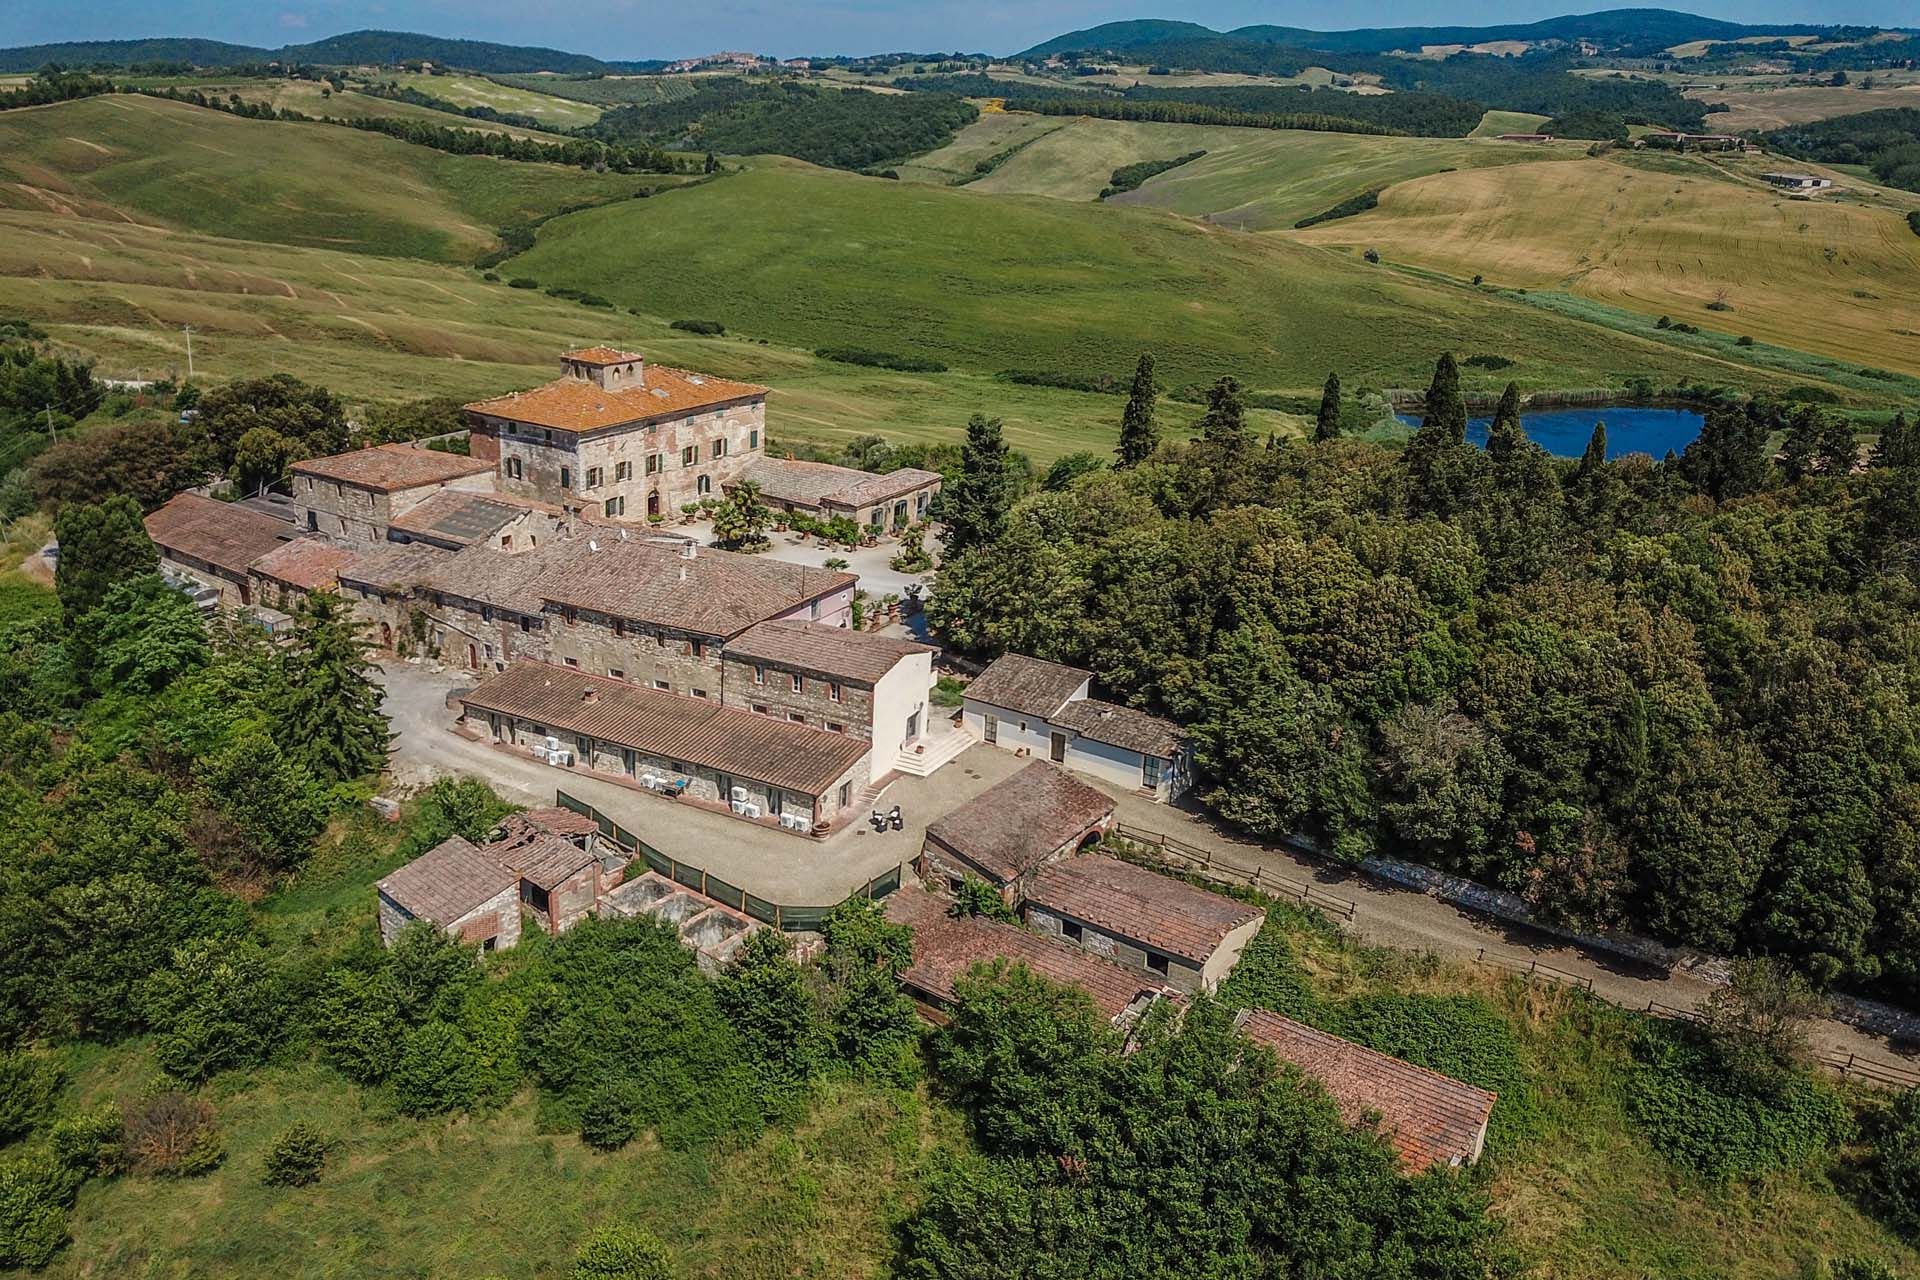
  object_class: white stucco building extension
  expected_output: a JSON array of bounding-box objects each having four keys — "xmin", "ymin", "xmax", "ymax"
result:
[{"xmin": 960, "ymin": 654, "xmax": 1188, "ymax": 802}]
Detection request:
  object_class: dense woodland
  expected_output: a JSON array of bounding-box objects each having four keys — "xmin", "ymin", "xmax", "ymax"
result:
[
  {"xmin": 595, "ymin": 81, "xmax": 979, "ymax": 170},
  {"xmin": 1766, "ymin": 109, "xmax": 1920, "ymax": 195},
  {"xmin": 932, "ymin": 359, "xmax": 1920, "ymax": 1004}
]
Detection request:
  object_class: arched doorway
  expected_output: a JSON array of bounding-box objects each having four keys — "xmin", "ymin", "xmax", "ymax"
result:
[
  {"xmin": 467, "ymin": 643, "xmax": 479, "ymax": 671},
  {"xmin": 647, "ymin": 491, "xmax": 661, "ymax": 518},
  {"xmin": 380, "ymin": 622, "xmax": 393, "ymax": 648}
]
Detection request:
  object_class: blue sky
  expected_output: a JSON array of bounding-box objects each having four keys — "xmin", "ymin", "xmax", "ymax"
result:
[{"xmin": 0, "ymin": 1, "xmax": 1904, "ymax": 60}]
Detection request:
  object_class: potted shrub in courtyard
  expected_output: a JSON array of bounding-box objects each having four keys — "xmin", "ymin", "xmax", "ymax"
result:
[{"xmin": 679, "ymin": 503, "xmax": 698, "ymax": 525}]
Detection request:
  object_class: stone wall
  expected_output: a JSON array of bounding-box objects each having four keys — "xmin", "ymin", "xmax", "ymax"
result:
[
  {"xmin": 378, "ymin": 885, "xmax": 522, "ymax": 951},
  {"xmin": 720, "ymin": 653, "xmax": 873, "ymax": 737},
  {"xmin": 292, "ymin": 476, "xmax": 394, "ymax": 545},
  {"xmin": 158, "ymin": 551, "xmax": 249, "ymax": 606},
  {"xmin": 544, "ymin": 607, "xmax": 724, "ymax": 696},
  {"xmin": 1026, "ymin": 903, "xmax": 1204, "ymax": 993}
]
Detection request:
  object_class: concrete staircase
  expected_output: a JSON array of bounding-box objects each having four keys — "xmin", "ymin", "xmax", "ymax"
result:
[{"xmin": 893, "ymin": 727, "xmax": 970, "ymax": 777}]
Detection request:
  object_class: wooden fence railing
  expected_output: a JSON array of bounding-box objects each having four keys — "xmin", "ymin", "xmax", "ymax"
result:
[{"xmin": 1112, "ymin": 824, "xmax": 1358, "ymax": 922}]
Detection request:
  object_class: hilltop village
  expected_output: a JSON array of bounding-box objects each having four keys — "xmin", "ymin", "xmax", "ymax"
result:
[{"xmin": 141, "ymin": 344, "xmax": 1499, "ymax": 1172}]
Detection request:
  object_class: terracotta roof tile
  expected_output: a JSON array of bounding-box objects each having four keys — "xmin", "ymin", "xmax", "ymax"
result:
[
  {"xmin": 248, "ymin": 537, "xmax": 356, "ymax": 592},
  {"xmin": 292, "ymin": 443, "xmax": 493, "ymax": 493},
  {"xmin": 885, "ymin": 884, "xmax": 1177, "ymax": 1022},
  {"xmin": 1052, "ymin": 698, "xmax": 1182, "ymax": 757},
  {"xmin": 388, "ymin": 490, "xmax": 530, "ymax": 546},
  {"xmin": 563, "ymin": 346, "xmax": 643, "ymax": 365},
  {"xmin": 465, "ymin": 365, "xmax": 767, "ymax": 434},
  {"xmin": 923, "ymin": 761, "xmax": 1114, "ymax": 885},
  {"xmin": 533, "ymin": 538, "xmax": 853, "ymax": 638},
  {"xmin": 516, "ymin": 806, "xmax": 602, "ymax": 839},
  {"xmin": 964, "ymin": 654, "xmax": 1089, "ymax": 720},
  {"xmin": 1237, "ymin": 1009, "xmax": 1496, "ymax": 1171},
  {"xmin": 1026, "ymin": 855, "xmax": 1262, "ymax": 966},
  {"xmin": 145, "ymin": 492, "xmax": 292, "ymax": 577},
  {"xmin": 338, "ymin": 542, "xmax": 452, "ymax": 593},
  {"xmin": 489, "ymin": 827, "xmax": 597, "ymax": 890},
  {"xmin": 378, "ymin": 835, "xmax": 516, "ymax": 925},
  {"xmin": 458, "ymin": 660, "xmax": 869, "ymax": 797},
  {"xmin": 725, "ymin": 620, "xmax": 932, "ymax": 687},
  {"xmin": 740, "ymin": 458, "xmax": 940, "ymax": 510}
]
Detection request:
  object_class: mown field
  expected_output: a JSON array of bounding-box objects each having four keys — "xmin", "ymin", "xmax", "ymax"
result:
[
  {"xmin": 386, "ymin": 71, "xmax": 605, "ymax": 128},
  {"xmin": 1699, "ymin": 80, "xmax": 1920, "ymax": 130},
  {"xmin": 487, "ymin": 73, "xmax": 705, "ymax": 107},
  {"xmin": 505, "ymin": 153, "xmax": 1819, "ymax": 399},
  {"xmin": 1289, "ymin": 149, "xmax": 1920, "ymax": 376},
  {"xmin": 0, "ymin": 96, "xmax": 656, "ymax": 263}
]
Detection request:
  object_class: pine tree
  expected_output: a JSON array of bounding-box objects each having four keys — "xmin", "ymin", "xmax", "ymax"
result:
[
  {"xmin": 943, "ymin": 414, "xmax": 1015, "ymax": 559},
  {"xmin": 280, "ymin": 591, "xmax": 391, "ymax": 785},
  {"xmin": 1116, "ymin": 352, "xmax": 1160, "ymax": 467},
  {"xmin": 1485, "ymin": 383, "xmax": 1524, "ymax": 464},
  {"xmin": 1871, "ymin": 411, "xmax": 1911, "ymax": 469},
  {"xmin": 1313, "ymin": 372, "xmax": 1341, "ymax": 443},
  {"xmin": 1420, "ymin": 353, "xmax": 1467, "ymax": 442},
  {"xmin": 53, "ymin": 494, "xmax": 158, "ymax": 623},
  {"xmin": 1815, "ymin": 416, "xmax": 1858, "ymax": 476},
  {"xmin": 1198, "ymin": 376, "xmax": 1249, "ymax": 450},
  {"xmin": 1777, "ymin": 408, "xmax": 1820, "ymax": 482}
]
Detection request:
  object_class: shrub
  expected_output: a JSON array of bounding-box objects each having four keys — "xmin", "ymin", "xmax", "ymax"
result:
[
  {"xmin": 263, "ymin": 1122, "xmax": 327, "ymax": 1187},
  {"xmin": 1294, "ymin": 187, "xmax": 1380, "ymax": 229},
  {"xmin": 1869, "ymin": 1088, "xmax": 1920, "ymax": 1239},
  {"xmin": 813, "ymin": 347, "xmax": 946, "ymax": 373},
  {"xmin": 1461, "ymin": 354, "xmax": 1513, "ymax": 371},
  {"xmin": 391, "ymin": 1020, "xmax": 479, "ymax": 1117},
  {"xmin": 1909, "ymin": 210, "xmax": 1920, "ymax": 237},
  {"xmin": 143, "ymin": 935, "xmax": 284, "ymax": 1083},
  {"xmin": 508, "ymin": 277, "xmax": 538, "ymax": 289},
  {"xmin": 123, "ymin": 1091, "xmax": 220, "ymax": 1178},
  {"xmin": 1827, "ymin": 1256, "xmax": 1899, "ymax": 1280},
  {"xmin": 579, "ymin": 1085, "xmax": 640, "ymax": 1151},
  {"xmin": 669, "ymin": 319, "xmax": 724, "ymax": 336},
  {"xmin": 949, "ymin": 877, "xmax": 1017, "ymax": 923},
  {"xmin": 0, "ymin": 1052, "xmax": 65, "ymax": 1145},
  {"xmin": 49, "ymin": 1103, "xmax": 122, "ymax": 1177},
  {"xmin": 0, "ymin": 1150, "xmax": 79, "ymax": 1270},
  {"xmin": 571, "ymin": 1223, "xmax": 673, "ymax": 1279},
  {"xmin": 1362, "ymin": 248, "xmax": 1380, "ymax": 264},
  {"xmin": 1625, "ymin": 1021, "xmax": 1852, "ymax": 1181},
  {"xmin": 1737, "ymin": 335, "xmax": 1755, "ymax": 346}
]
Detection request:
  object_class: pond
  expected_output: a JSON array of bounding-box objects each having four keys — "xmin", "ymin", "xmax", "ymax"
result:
[{"xmin": 1394, "ymin": 405, "xmax": 1705, "ymax": 460}]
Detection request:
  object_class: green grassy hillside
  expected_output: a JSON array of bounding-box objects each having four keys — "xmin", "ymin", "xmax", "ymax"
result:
[
  {"xmin": 938, "ymin": 113, "xmax": 1587, "ymax": 228},
  {"xmin": 0, "ymin": 95, "xmax": 652, "ymax": 262},
  {"xmin": 504, "ymin": 156, "xmax": 1805, "ymax": 397},
  {"xmin": 386, "ymin": 71, "xmax": 605, "ymax": 128}
]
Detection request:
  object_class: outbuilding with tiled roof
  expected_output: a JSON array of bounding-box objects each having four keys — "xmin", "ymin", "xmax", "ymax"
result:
[
  {"xmin": 290, "ymin": 444, "xmax": 495, "ymax": 546},
  {"xmin": 1236, "ymin": 1008, "xmax": 1498, "ymax": 1172},
  {"xmin": 145, "ymin": 492, "xmax": 295, "ymax": 606},
  {"xmin": 1025, "ymin": 854, "xmax": 1264, "ymax": 992},
  {"xmin": 920, "ymin": 760, "xmax": 1114, "ymax": 900},
  {"xmin": 376, "ymin": 835, "xmax": 522, "ymax": 950}
]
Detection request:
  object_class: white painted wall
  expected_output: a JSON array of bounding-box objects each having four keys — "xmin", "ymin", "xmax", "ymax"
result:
[
  {"xmin": 963, "ymin": 695, "xmax": 1186, "ymax": 802},
  {"xmin": 871, "ymin": 651, "xmax": 935, "ymax": 780}
]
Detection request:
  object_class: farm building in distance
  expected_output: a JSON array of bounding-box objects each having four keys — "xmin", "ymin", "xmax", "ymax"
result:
[
  {"xmin": 1761, "ymin": 171, "xmax": 1835, "ymax": 190},
  {"xmin": 1496, "ymin": 132, "xmax": 1555, "ymax": 142}
]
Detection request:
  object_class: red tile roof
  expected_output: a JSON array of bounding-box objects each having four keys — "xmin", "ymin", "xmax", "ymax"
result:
[
  {"xmin": 964, "ymin": 654, "xmax": 1090, "ymax": 719},
  {"xmin": 885, "ymin": 884, "xmax": 1178, "ymax": 1023},
  {"xmin": 533, "ymin": 538, "xmax": 853, "ymax": 638},
  {"xmin": 378, "ymin": 835, "xmax": 516, "ymax": 926},
  {"xmin": 291, "ymin": 444, "xmax": 493, "ymax": 493},
  {"xmin": 739, "ymin": 458, "xmax": 941, "ymax": 511},
  {"xmin": 145, "ymin": 492, "xmax": 292, "ymax": 577},
  {"xmin": 1237, "ymin": 1009, "xmax": 1496, "ymax": 1171},
  {"xmin": 1026, "ymin": 855, "xmax": 1262, "ymax": 966},
  {"xmin": 725, "ymin": 620, "xmax": 932, "ymax": 686},
  {"xmin": 562, "ymin": 346, "xmax": 643, "ymax": 365},
  {"xmin": 516, "ymin": 806, "xmax": 603, "ymax": 839},
  {"xmin": 458, "ymin": 660, "xmax": 869, "ymax": 797},
  {"xmin": 248, "ymin": 537, "xmax": 355, "ymax": 592},
  {"xmin": 465, "ymin": 365, "xmax": 767, "ymax": 434},
  {"xmin": 1051, "ymin": 698, "xmax": 1182, "ymax": 757},
  {"xmin": 489, "ymin": 827, "xmax": 597, "ymax": 891},
  {"xmin": 923, "ymin": 761, "xmax": 1114, "ymax": 885}
]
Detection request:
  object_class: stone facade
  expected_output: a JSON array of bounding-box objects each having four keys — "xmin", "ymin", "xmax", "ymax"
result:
[
  {"xmin": 292, "ymin": 470, "xmax": 493, "ymax": 546},
  {"xmin": 521, "ymin": 862, "xmax": 605, "ymax": 937},
  {"xmin": 377, "ymin": 884, "xmax": 521, "ymax": 951},
  {"xmin": 722, "ymin": 652, "xmax": 872, "ymax": 736},
  {"xmin": 1023, "ymin": 904, "xmax": 1263, "ymax": 994}
]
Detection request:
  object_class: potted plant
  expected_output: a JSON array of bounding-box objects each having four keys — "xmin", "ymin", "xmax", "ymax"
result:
[
  {"xmin": 680, "ymin": 502, "xmax": 699, "ymax": 525},
  {"xmin": 647, "ymin": 512, "xmax": 665, "ymax": 527}
]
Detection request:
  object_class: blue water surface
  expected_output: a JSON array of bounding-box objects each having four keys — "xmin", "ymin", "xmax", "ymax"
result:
[{"xmin": 1395, "ymin": 406, "xmax": 1705, "ymax": 460}]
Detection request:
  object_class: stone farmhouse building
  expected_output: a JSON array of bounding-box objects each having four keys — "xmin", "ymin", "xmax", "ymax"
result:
[
  {"xmin": 291, "ymin": 443, "xmax": 495, "ymax": 545},
  {"xmin": 146, "ymin": 492, "xmax": 297, "ymax": 607},
  {"xmin": 735, "ymin": 456, "xmax": 941, "ymax": 538},
  {"xmin": 377, "ymin": 833, "xmax": 524, "ymax": 951},
  {"xmin": 961, "ymin": 654, "xmax": 1188, "ymax": 802},
  {"xmin": 919, "ymin": 760, "xmax": 1116, "ymax": 902},
  {"xmin": 1024, "ymin": 854, "xmax": 1264, "ymax": 994}
]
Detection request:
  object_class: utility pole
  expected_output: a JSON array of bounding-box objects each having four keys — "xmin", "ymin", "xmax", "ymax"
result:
[
  {"xmin": 44, "ymin": 404, "xmax": 56, "ymax": 443},
  {"xmin": 183, "ymin": 324, "xmax": 193, "ymax": 381}
]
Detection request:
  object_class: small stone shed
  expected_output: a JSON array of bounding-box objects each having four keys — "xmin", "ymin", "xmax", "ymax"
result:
[
  {"xmin": 919, "ymin": 760, "xmax": 1115, "ymax": 903},
  {"xmin": 1024, "ymin": 854, "xmax": 1264, "ymax": 993},
  {"xmin": 376, "ymin": 835, "xmax": 522, "ymax": 951}
]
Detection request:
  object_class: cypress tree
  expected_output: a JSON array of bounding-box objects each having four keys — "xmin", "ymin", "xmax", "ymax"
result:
[
  {"xmin": 280, "ymin": 591, "xmax": 391, "ymax": 785},
  {"xmin": 1420, "ymin": 353, "xmax": 1467, "ymax": 442},
  {"xmin": 1313, "ymin": 372, "xmax": 1342, "ymax": 443},
  {"xmin": 1198, "ymin": 376, "xmax": 1249, "ymax": 450},
  {"xmin": 1871, "ymin": 411, "xmax": 1910, "ymax": 469},
  {"xmin": 943, "ymin": 414, "xmax": 1015, "ymax": 558},
  {"xmin": 1116, "ymin": 352, "xmax": 1160, "ymax": 467},
  {"xmin": 1485, "ymin": 383, "xmax": 1524, "ymax": 464},
  {"xmin": 1577, "ymin": 421, "xmax": 1608, "ymax": 475}
]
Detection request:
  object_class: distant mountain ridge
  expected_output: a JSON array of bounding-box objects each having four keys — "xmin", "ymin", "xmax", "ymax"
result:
[
  {"xmin": 0, "ymin": 29, "xmax": 645, "ymax": 74},
  {"xmin": 1018, "ymin": 8, "xmax": 1906, "ymax": 59}
]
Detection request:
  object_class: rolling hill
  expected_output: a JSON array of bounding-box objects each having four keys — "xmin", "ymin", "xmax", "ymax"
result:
[{"xmin": 0, "ymin": 29, "xmax": 629, "ymax": 74}]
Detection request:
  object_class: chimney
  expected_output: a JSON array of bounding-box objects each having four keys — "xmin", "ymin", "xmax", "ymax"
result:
[
  {"xmin": 680, "ymin": 541, "xmax": 697, "ymax": 560},
  {"xmin": 582, "ymin": 688, "xmax": 598, "ymax": 704},
  {"xmin": 589, "ymin": 539, "xmax": 600, "ymax": 553}
]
